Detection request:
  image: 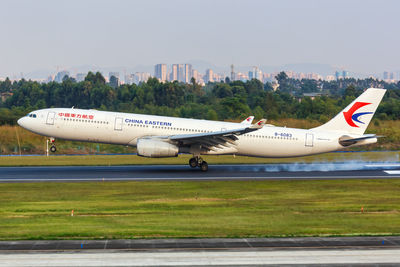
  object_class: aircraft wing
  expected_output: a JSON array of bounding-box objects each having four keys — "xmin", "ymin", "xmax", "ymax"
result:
[{"xmin": 151, "ymin": 119, "xmax": 266, "ymax": 152}]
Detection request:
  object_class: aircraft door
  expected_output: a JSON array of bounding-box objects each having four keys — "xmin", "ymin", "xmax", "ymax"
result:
[
  {"xmin": 305, "ymin": 133, "xmax": 314, "ymax": 147},
  {"xmin": 46, "ymin": 112, "xmax": 55, "ymax": 125},
  {"xmin": 114, "ymin": 117, "xmax": 123, "ymax": 131}
]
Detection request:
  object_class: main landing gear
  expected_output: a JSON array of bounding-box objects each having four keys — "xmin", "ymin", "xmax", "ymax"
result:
[
  {"xmin": 189, "ymin": 156, "xmax": 208, "ymax": 172},
  {"xmin": 49, "ymin": 137, "xmax": 57, "ymax": 153}
]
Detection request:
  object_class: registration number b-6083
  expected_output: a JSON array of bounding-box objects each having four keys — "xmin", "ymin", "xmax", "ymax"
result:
[{"xmin": 275, "ymin": 132, "xmax": 292, "ymax": 138}]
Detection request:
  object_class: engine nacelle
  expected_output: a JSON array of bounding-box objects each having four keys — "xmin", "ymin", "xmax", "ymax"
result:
[{"xmin": 137, "ymin": 139, "xmax": 179, "ymax": 158}]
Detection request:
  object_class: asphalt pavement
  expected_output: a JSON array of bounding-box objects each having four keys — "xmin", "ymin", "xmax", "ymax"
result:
[
  {"xmin": 0, "ymin": 163, "xmax": 399, "ymax": 182},
  {"xmin": 0, "ymin": 236, "xmax": 399, "ymax": 252}
]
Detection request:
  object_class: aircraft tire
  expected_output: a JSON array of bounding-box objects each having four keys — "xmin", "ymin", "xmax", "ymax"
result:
[
  {"xmin": 50, "ymin": 145, "xmax": 57, "ymax": 153},
  {"xmin": 200, "ymin": 161, "xmax": 208, "ymax": 172},
  {"xmin": 189, "ymin": 158, "xmax": 197, "ymax": 168}
]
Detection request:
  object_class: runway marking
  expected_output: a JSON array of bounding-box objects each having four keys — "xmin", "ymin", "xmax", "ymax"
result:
[
  {"xmin": 1, "ymin": 245, "xmax": 400, "ymax": 253},
  {"xmin": 0, "ymin": 175, "xmax": 399, "ymax": 182},
  {"xmin": 384, "ymin": 170, "xmax": 400, "ymax": 175},
  {"xmin": 1, "ymin": 249, "xmax": 400, "ymax": 266},
  {"xmin": 365, "ymin": 164, "xmax": 400, "ymax": 168}
]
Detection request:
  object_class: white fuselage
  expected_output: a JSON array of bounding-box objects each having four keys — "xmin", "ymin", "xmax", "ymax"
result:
[{"xmin": 18, "ymin": 108, "xmax": 355, "ymax": 157}]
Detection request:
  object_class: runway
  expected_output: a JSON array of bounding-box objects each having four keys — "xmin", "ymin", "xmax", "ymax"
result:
[
  {"xmin": 1, "ymin": 236, "xmax": 400, "ymax": 251},
  {"xmin": 1, "ymin": 237, "xmax": 400, "ymax": 266},
  {"xmin": 0, "ymin": 162, "xmax": 400, "ymax": 182}
]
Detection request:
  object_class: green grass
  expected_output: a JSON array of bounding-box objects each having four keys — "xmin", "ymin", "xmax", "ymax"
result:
[
  {"xmin": 0, "ymin": 180, "xmax": 399, "ymax": 240},
  {"xmin": 0, "ymin": 151, "xmax": 398, "ymax": 166}
]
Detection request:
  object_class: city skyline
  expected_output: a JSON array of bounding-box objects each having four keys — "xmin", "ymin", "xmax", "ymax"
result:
[
  {"xmin": 1, "ymin": 0, "xmax": 400, "ymax": 78},
  {"xmin": 2, "ymin": 60, "xmax": 400, "ymax": 82},
  {"xmin": 35, "ymin": 62, "xmax": 399, "ymax": 87}
]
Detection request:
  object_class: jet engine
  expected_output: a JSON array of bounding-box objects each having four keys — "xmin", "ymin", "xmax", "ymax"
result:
[{"xmin": 137, "ymin": 139, "xmax": 179, "ymax": 158}]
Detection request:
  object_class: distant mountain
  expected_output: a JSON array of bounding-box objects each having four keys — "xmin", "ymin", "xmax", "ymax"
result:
[
  {"xmin": 24, "ymin": 69, "xmax": 53, "ymax": 80},
  {"xmin": 277, "ymin": 63, "xmax": 337, "ymax": 76},
  {"xmin": 186, "ymin": 60, "xmax": 223, "ymax": 73}
]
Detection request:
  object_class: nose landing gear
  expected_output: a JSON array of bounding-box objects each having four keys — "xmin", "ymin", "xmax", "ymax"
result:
[
  {"xmin": 188, "ymin": 156, "xmax": 208, "ymax": 172},
  {"xmin": 50, "ymin": 145, "xmax": 57, "ymax": 153},
  {"xmin": 49, "ymin": 137, "xmax": 57, "ymax": 153}
]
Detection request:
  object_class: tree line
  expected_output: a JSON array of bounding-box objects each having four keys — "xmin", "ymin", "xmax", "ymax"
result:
[{"xmin": 0, "ymin": 71, "xmax": 399, "ymax": 126}]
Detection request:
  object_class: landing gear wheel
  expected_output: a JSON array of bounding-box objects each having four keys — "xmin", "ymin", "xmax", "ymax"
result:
[
  {"xmin": 189, "ymin": 157, "xmax": 198, "ymax": 168},
  {"xmin": 50, "ymin": 145, "xmax": 57, "ymax": 153},
  {"xmin": 200, "ymin": 161, "xmax": 208, "ymax": 172}
]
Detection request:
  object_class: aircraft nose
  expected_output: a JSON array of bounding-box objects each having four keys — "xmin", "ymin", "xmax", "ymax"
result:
[{"xmin": 17, "ymin": 117, "xmax": 26, "ymax": 127}]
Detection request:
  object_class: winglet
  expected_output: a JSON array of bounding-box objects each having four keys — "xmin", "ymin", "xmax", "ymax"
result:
[
  {"xmin": 251, "ymin": 119, "xmax": 266, "ymax": 129},
  {"xmin": 241, "ymin": 116, "xmax": 254, "ymax": 124}
]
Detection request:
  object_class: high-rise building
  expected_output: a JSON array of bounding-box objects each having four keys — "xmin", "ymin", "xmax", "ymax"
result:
[
  {"xmin": 383, "ymin": 71, "xmax": 389, "ymax": 80},
  {"xmin": 171, "ymin": 64, "xmax": 185, "ymax": 82},
  {"xmin": 177, "ymin": 64, "xmax": 184, "ymax": 82},
  {"xmin": 169, "ymin": 64, "xmax": 190, "ymax": 82},
  {"xmin": 108, "ymin": 72, "xmax": 120, "ymax": 87},
  {"xmin": 170, "ymin": 64, "xmax": 178, "ymax": 81},
  {"xmin": 335, "ymin": 71, "xmax": 341, "ymax": 80},
  {"xmin": 255, "ymin": 68, "xmax": 262, "ymax": 81},
  {"xmin": 55, "ymin": 70, "xmax": 70, "ymax": 82},
  {"xmin": 184, "ymin": 64, "xmax": 192, "ymax": 83},
  {"xmin": 133, "ymin": 72, "xmax": 151, "ymax": 85},
  {"xmin": 192, "ymin": 69, "xmax": 198, "ymax": 82},
  {"xmin": 248, "ymin": 67, "xmax": 262, "ymax": 81},
  {"xmin": 125, "ymin": 74, "xmax": 134, "ymax": 85},
  {"xmin": 154, "ymin": 64, "xmax": 167, "ymax": 82},
  {"xmin": 109, "ymin": 72, "xmax": 119, "ymax": 81},
  {"xmin": 47, "ymin": 75, "xmax": 55, "ymax": 82},
  {"xmin": 205, "ymin": 69, "xmax": 214, "ymax": 83},
  {"xmin": 236, "ymin": 72, "xmax": 248, "ymax": 82},
  {"xmin": 230, "ymin": 64, "xmax": 235, "ymax": 81},
  {"xmin": 325, "ymin": 75, "xmax": 335, "ymax": 81},
  {"xmin": 191, "ymin": 69, "xmax": 204, "ymax": 85},
  {"xmin": 248, "ymin": 70, "xmax": 254, "ymax": 80},
  {"xmin": 342, "ymin": 70, "xmax": 349, "ymax": 79}
]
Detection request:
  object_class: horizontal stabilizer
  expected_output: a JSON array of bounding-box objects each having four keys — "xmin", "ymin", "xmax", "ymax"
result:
[{"xmin": 339, "ymin": 134, "xmax": 380, "ymax": 147}]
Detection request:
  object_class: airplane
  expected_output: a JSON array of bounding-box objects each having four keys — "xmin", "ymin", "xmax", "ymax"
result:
[
  {"xmin": 241, "ymin": 116, "xmax": 254, "ymax": 124},
  {"xmin": 17, "ymin": 88, "xmax": 386, "ymax": 172}
]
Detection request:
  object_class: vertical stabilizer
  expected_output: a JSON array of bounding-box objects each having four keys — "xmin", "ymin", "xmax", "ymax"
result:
[
  {"xmin": 241, "ymin": 116, "xmax": 254, "ymax": 124},
  {"xmin": 312, "ymin": 88, "xmax": 386, "ymax": 135}
]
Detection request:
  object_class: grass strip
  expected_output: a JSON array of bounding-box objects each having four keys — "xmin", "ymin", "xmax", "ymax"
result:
[{"xmin": 0, "ymin": 179, "xmax": 399, "ymax": 240}]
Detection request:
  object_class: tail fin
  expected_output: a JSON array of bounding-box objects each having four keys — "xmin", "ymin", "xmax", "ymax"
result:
[
  {"xmin": 312, "ymin": 88, "xmax": 386, "ymax": 135},
  {"xmin": 251, "ymin": 119, "xmax": 267, "ymax": 129},
  {"xmin": 241, "ymin": 116, "xmax": 254, "ymax": 124}
]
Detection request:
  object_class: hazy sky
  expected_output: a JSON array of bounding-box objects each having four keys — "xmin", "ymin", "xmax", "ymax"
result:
[{"xmin": 1, "ymin": 0, "xmax": 399, "ymax": 77}]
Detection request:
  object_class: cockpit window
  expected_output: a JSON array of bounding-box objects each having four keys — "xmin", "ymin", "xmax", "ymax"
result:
[
  {"xmin": 33, "ymin": 114, "xmax": 37, "ymax": 118},
  {"xmin": 28, "ymin": 114, "xmax": 37, "ymax": 118}
]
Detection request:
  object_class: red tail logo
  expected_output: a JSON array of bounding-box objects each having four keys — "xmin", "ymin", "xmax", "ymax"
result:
[{"xmin": 343, "ymin": 102, "xmax": 372, "ymax": 127}]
